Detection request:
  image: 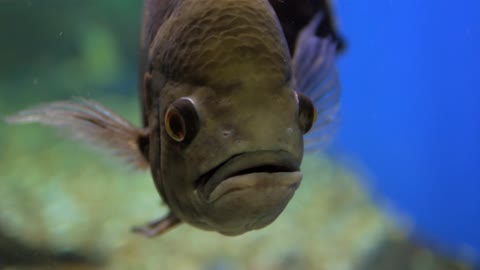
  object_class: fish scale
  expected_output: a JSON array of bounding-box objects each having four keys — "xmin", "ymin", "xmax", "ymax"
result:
[{"xmin": 151, "ymin": 0, "xmax": 289, "ymax": 86}]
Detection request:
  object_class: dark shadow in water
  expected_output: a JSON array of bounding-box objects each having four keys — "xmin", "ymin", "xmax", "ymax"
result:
[
  {"xmin": 269, "ymin": 0, "xmax": 346, "ymax": 55},
  {"xmin": 0, "ymin": 228, "xmax": 104, "ymax": 269}
]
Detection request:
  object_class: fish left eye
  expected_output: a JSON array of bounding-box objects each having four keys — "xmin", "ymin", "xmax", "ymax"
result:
[
  {"xmin": 296, "ymin": 92, "xmax": 317, "ymax": 134},
  {"xmin": 164, "ymin": 98, "xmax": 199, "ymax": 144}
]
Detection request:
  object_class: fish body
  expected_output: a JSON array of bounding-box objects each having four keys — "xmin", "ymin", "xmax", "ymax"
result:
[
  {"xmin": 7, "ymin": 0, "xmax": 342, "ymax": 237},
  {"xmin": 141, "ymin": 0, "xmax": 304, "ymax": 235}
]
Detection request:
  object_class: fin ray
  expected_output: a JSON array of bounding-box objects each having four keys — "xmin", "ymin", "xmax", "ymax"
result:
[
  {"xmin": 6, "ymin": 98, "xmax": 149, "ymax": 169},
  {"xmin": 292, "ymin": 13, "xmax": 342, "ymax": 152}
]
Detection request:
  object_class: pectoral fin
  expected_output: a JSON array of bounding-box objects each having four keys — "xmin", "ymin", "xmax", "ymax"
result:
[
  {"xmin": 292, "ymin": 13, "xmax": 342, "ymax": 152},
  {"xmin": 5, "ymin": 98, "xmax": 149, "ymax": 169},
  {"xmin": 131, "ymin": 212, "xmax": 181, "ymax": 238}
]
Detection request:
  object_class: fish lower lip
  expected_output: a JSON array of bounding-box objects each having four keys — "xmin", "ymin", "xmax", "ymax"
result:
[
  {"xmin": 208, "ymin": 171, "xmax": 302, "ymax": 203},
  {"xmin": 194, "ymin": 150, "xmax": 300, "ymax": 201}
]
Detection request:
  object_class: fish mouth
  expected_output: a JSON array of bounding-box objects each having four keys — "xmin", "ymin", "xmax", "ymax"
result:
[{"xmin": 195, "ymin": 150, "xmax": 302, "ymax": 203}]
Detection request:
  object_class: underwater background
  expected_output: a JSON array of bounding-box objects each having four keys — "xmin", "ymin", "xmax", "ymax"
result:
[{"xmin": 0, "ymin": 0, "xmax": 478, "ymax": 269}]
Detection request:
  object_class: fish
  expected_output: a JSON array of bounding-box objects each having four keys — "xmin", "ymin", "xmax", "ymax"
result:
[{"xmin": 6, "ymin": 0, "xmax": 342, "ymax": 237}]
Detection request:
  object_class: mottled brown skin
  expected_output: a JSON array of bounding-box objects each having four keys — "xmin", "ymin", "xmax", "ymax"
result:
[{"xmin": 140, "ymin": 0, "xmax": 304, "ymax": 235}]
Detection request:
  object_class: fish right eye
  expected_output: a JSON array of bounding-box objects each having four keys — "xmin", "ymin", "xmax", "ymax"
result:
[
  {"xmin": 164, "ymin": 98, "xmax": 200, "ymax": 144},
  {"xmin": 296, "ymin": 92, "xmax": 317, "ymax": 134},
  {"xmin": 165, "ymin": 107, "xmax": 186, "ymax": 142}
]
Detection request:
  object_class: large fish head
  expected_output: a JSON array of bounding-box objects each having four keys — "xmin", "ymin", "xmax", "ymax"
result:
[
  {"xmin": 155, "ymin": 73, "xmax": 317, "ymax": 236},
  {"xmin": 147, "ymin": 0, "xmax": 318, "ymax": 236}
]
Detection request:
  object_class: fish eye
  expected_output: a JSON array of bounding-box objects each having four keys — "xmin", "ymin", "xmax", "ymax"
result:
[
  {"xmin": 164, "ymin": 98, "xmax": 199, "ymax": 143},
  {"xmin": 296, "ymin": 92, "xmax": 317, "ymax": 134}
]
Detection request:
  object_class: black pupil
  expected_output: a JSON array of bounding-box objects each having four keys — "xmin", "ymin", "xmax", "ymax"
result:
[{"xmin": 170, "ymin": 111, "xmax": 184, "ymax": 138}]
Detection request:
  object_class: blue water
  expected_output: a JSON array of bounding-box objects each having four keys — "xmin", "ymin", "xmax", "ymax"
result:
[{"xmin": 335, "ymin": 0, "xmax": 480, "ymax": 259}]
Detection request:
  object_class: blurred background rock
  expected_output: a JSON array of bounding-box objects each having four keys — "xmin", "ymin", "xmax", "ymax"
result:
[{"xmin": 0, "ymin": 1, "xmax": 478, "ymax": 269}]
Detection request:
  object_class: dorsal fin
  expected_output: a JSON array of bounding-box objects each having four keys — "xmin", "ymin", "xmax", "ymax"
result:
[{"xmin": 269, "ymin": 0, "xmax": 345, "ymax": 55}]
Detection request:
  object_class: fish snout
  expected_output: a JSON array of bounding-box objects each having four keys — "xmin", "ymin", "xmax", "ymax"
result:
[{"xmin": 193, "ymin": 150, "xmax": 303, "ymax": 235}]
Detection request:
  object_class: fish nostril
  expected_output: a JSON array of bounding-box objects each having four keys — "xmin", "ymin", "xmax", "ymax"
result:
[{"xmin": 222, "ymin": 130, "xmax": 232, "ymax": 137}]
